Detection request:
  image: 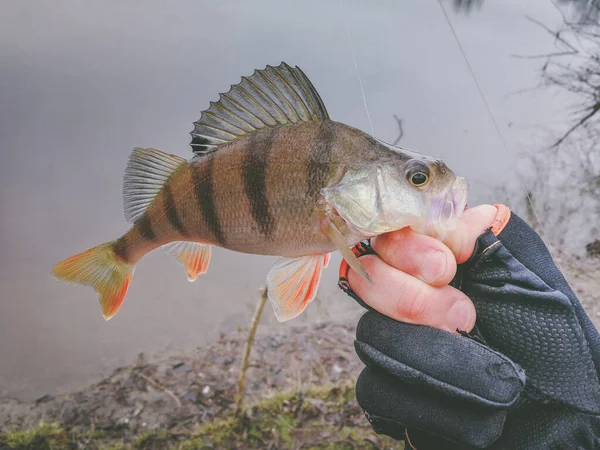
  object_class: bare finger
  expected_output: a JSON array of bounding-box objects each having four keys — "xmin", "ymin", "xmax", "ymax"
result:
[
  {"xmin": 371, "ymin": 228, "xmax": 457, "ymax": 287},
  {"xmin": 348, "ymin": 255, "xmax": 476, "ymax": 333},
  {"xmin": 444, "ymin": 205, "xmax": 497, "ymax": 264}
]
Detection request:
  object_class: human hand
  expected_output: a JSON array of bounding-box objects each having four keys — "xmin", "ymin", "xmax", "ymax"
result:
[
  {"xmin": 340, "ymin": 204, "xmax": 497, "ymax": 333},
  {"xmin": 340, "ymin": 205, "xmax": 600, "ymax": 449}
]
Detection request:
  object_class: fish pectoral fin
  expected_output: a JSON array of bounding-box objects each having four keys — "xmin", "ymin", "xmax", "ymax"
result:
[
  {"xmin": 323, "ymin": 218, "xmax": 372, "ymax": 284},
  {"xmin": 163, "ymin": 241, "xmax": 211, "ymax": 282},
  {"xmin": 266, "ymin": 254, "xmax": 329, "ymax": 322}
]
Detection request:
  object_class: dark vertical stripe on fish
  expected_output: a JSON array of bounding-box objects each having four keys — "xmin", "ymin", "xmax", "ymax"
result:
[
  {"xmin": 243, "ymin": 129, "xmax": 275, "ymax": 237},
  {"xmin": 137, "ymin": 214, "xmax": 156, "ymax": 241},
  {"xmin": 164, "ymin": 184, "xmax": 186, "ymax": 235},
  {"xmin": 307, "ymin": 121, "xmax": 335, "ymax": 198},
  {"xmin": 113, "ymin": 237, "xmax": 129, "ymax": 262},
  {"xmin": 192, "ymin": 154, "xmax": 226, "ymax": 245}
]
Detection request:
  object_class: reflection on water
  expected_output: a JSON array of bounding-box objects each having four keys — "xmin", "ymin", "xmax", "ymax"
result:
[{"xmin": 0, "ymin": 0, "xmax": 595, "ymax": 400}]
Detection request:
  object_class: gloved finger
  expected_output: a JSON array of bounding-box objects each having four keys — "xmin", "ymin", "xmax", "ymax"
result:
[
  {"xmin": 347, "ymin": 254, "xmax": 476, "ymax": 333},
  {"xmin": 355, "ymin": 311, "xmax": 525, "ymax": 408},
  {"xmin": 371, "ymin": 227, "xmax": 457, "ymax": 287},
  {"xmin": 457, "ymin": 220, "xmax": 600, "ymax": 415},
  {"xmin": 356, "ymin": 367, "xmax": 507, "ymax": 449},
  {"xmin": 354, "ymin": 312, "xmax": 526, "ymax": 448},
  {"xmin": 443, "ymin": 204, "xmax": 498, "ymax": 263}
]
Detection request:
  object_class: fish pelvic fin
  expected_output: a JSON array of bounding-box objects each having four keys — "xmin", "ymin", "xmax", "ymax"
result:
[
  {"xmin": 52, "ymin": 242, "xmax": 135, "ymax": 320},
  {"xmin": 190, "ymin": 62, "xmax": 329, "ymax": 156},
  {"xmin": 322, "ymin": 217, "xmax": 372, "ymax": 284},
  {"xmin": 266, "ymin": 253, "xmax": 330, "ymax": 322},
  {"xmin": 163, "ymin": 241, "xmax": 211, "ymax": 282},
  {"xmin": 123, "ymin": 148, "xmax": 187, "ymax": 223}
]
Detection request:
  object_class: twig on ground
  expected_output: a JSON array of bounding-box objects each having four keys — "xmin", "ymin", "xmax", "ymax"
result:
[
  {"xmin": 235, "ymin": 286, "xmax": 268, "ymax": 415},
  {"xmin": 137, "ymin": 372, "xmax": 182, "ymax": 408}
]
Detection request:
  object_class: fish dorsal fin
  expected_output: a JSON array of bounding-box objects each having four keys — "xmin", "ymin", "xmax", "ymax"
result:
[
  {"xmin": 190, "ymin": 62, "xmax": 329, "ymax": 155},
  {"xmin": 123, "ymin": 148, "xmax": 186, "ymax": 223}
]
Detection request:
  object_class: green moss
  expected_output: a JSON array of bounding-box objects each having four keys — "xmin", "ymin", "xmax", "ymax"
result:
[
  {"xmin": 185, "ymin": 383, "xmax": 400, "ymax": 449},
  {"xmin": 133, "ymin": 430, "xmax": 175, "ymax": 449},
  {"xmin": 0, "ymin": 424, "xmax": 106, "ymax": 449},
  {"xmin": 0, "ymin": 384, "xmax": 402, "ymax": 449},
  {"xmin": 2, "ymin": 425, "xmax": 62, "ymax": 449}
]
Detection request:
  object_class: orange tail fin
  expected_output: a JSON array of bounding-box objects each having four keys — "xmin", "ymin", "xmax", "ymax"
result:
[{"xmin": 52, "ymin": 242, "xmax": 134, "ymax": 320}]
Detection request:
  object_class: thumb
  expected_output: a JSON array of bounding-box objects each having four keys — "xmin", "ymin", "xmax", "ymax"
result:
[{"xmin": 443, "ymin": 205, "xmax": 498, "ymax": 264}]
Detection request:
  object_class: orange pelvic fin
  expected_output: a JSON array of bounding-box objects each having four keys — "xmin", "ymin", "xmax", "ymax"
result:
[
  {"xmin": 266, "ymin": 253, "xmax": 330, "ymax": 322},
  {"xmin": 51, "ymin": 242, "xmax": 135, "ymax": 320},
  {"xmin": 163, "ymin": 241, "xmax": 211, "ymax": 281}
]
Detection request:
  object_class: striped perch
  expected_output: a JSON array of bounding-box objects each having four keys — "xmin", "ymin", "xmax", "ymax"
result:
[{"xmin": 52, "ymin": 62, "xmax": 469, "ymax": 322}]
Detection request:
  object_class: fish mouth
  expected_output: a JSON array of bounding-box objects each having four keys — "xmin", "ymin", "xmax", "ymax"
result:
[{"xmin": 429, "ymin": 177, "xmax": 469, "ymax": 237}]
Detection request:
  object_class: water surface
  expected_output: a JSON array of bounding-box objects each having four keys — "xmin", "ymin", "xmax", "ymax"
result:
[{"xmin": 0, "ymin": 0, "xmax": 571, "ymax": 400}]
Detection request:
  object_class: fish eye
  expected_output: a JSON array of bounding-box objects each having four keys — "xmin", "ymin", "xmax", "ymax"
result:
[
  {"xmin": 406, "ymin": 161, "xmax": 430, "ymax": 187},
  {"xmin": 410, "ymin": 172, "xmax": 429, "ymax": 186}
]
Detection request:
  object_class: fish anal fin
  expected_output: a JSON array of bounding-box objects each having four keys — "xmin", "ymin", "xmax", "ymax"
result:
[
  {"xmin": 190, "ymin": 62, "xmax": 330, "ymax": 156},
  {"xmin": 163, "ymin": 241, "xmax": 211, "ymax": 281},
  {"xmin": 266, "ymin": 254, "xmax": 328, "ymax": 322},
  {"xmin": 123, "ymin": 148, "xmax": 186, "ymax": 223}
]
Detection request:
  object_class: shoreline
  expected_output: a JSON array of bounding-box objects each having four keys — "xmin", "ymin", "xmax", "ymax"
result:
[{"xmin": 1, "ymin": 256, "xmax": 598, "ymax": 448}]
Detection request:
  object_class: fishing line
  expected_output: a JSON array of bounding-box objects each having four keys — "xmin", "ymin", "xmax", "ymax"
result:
[
  {"xmin": 340, "ymin": 0, "xmax": 375, "ymax": 136},
  {"xmin": 436, "ymin": 0, "xmax": 564, "ymax": 268}
]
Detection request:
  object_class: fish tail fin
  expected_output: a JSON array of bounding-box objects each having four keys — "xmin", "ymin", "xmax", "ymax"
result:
[{"xmin": 51, "ymin": 241, "xmax": 135, "ymax": 320}]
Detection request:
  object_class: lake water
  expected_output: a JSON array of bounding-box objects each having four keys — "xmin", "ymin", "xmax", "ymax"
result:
[{"xmin": 0, "ymin": 0, "xmax": 580, "ymax": 400}]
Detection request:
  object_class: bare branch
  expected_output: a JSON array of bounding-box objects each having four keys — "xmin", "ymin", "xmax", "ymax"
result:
[
  {"xmin": 551, "ymin": 102, "xmax": 600, "ymax": 147},
  {"xmin": 517, "ymin": 15, "xmax": 600, "ymax": 146},
  {"xmin": 511, "ymin": 51, "xmax": 577, "ymax": 59},
  {"xmin": 504, "ymin": 84, "xmax": 544, "ymax": 99},
  {"xmin": 392, "ymin": 114, "xmax": 404, "ymax": 145},
  {"xmin": 525, "ymin": 15, "xmax": 580, "ymax": 52},
  {"xmin": 453, "ymin": 0, "xmax": 599, "ymax": 22}
]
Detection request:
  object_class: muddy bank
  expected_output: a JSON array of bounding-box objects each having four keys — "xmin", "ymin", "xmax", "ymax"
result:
[
  {"xmin": 0, "ymin": 321, "xmax": 402, "ymax": 449},
  {"xmin": 0, "ymin": 256, "xmax": 597, "ymax": 448},
  {"xmin": 0, "ymin": 321, "xmax": 364, "ymax": 433},
  {"xmin": 557, "ymin": 255, "xmax": 600, "ymax": 323}
]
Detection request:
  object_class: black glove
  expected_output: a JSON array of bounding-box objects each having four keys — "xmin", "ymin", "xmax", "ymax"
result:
[{"xmin": 340, "ymin": 210, "xmax": 600, "ymax": 449}]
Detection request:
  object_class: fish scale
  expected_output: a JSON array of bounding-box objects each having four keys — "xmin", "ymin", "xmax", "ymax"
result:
[{"xmin": 52, "ymin": 62, "xmax": 469, "ymax": 323}]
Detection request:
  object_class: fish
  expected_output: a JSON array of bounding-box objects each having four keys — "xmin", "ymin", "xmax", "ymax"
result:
[{"xmin": 52, "ymin": 62, "xmax": 469, "ymax": 322}]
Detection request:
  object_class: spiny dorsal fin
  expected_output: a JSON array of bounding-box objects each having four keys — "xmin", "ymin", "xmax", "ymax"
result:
[
  {"xmin": 123, "ymin": 148, "xmax": 186, "ymax": 223},
  {"xmin": 190, "ymin": 62, "xmax": 330, "ymax": 156}
]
